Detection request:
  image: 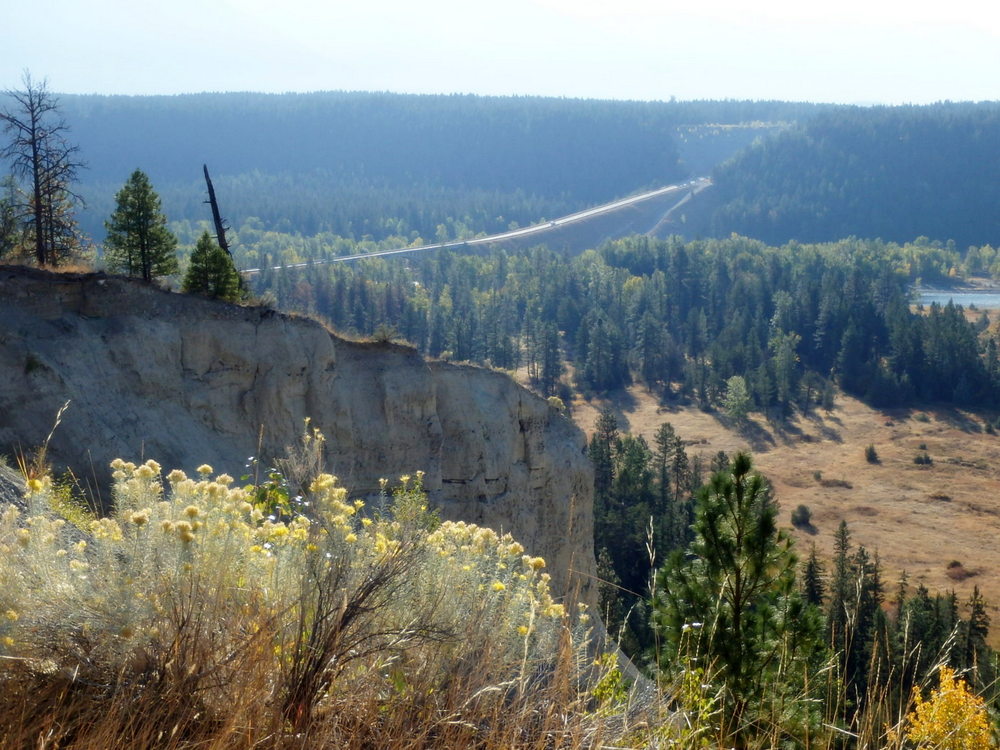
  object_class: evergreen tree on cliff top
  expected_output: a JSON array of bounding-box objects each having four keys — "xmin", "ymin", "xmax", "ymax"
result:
[
  {"xmin": 183, "ymin": 231, "xmax": 241, "ymax": 302},
  {"xmin": 104, "ymin": 169, "xmax": 177, "ymax": 282}
]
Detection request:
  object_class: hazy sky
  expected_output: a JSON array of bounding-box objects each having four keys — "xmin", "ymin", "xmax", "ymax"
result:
[{"xmin": 4, "ymin": 0, "xmax": 999, "ymax": 103}]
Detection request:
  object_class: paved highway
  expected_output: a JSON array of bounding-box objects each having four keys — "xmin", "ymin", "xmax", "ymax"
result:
[{"xmin": 242, "ymin": 177, "xmax": 711, "ymax": 275}]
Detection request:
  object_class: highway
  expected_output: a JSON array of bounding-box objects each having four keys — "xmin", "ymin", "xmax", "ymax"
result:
[{"xmin": 241, "ymin": 177, "xmax": 711, "ymax": 275}]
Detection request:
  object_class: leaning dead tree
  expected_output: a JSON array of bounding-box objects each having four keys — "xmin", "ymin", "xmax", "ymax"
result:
[
  {"xmin": 202, "ymin": 164, "xmax": 232, "ymax": 258},
  {"xmin": 201, "ymin": 163, "xmax": 245, "ymax": 294}
]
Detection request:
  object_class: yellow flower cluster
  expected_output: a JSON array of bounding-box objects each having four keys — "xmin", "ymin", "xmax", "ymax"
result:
[
  {"xmin": 89, "ymin": 517, "xmax": 124, "ymax": 542},
  {"xmin": 26, "ymin": 476, "xmax": 51, "ymax": 494},
  {"xmin": 310, "ymin": 474, "xmax": 361, "ymax": 534},
  {"xmin": 110, "ymin": 458, "xmax": 165, "ymax": 508},
  {"xmin": 425, "ymin": 520, "xmax": 565, "ymax": 621}
]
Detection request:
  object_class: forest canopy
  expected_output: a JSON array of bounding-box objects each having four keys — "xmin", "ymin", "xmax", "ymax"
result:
[
  {"xmin": 39, "ymin": 93, "xmax": 820, "ymax": 241},
  {"xmin": 699, "ymin": 102, "xmax": 1000, "ymax": 248},
  {"xmin": 245, "ymin": 233, "xmax": 1000, "ymax": 412}
]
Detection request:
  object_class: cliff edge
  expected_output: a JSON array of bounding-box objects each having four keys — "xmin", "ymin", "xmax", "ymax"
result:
[{"xmin": 0, "ymin": 266, "xmax": 595, "ymax": 605}]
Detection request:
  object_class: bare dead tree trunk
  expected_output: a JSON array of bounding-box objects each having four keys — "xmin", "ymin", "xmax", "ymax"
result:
[
  {"xmin": 31, "ymin": 136, "xmax": 43, "ymax": 265},
  {"xmin": 202, "ymin": 164, "xmax": 231, "ymax": 258},
  {"xmin": 1, "ymin": 72, "xmax": 83, "ymax": 266}
]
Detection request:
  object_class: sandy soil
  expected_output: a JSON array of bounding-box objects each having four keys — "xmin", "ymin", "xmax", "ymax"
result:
[{"xmin": 570, "ymin": 385, "xmax": 1000, "ymax": 637}]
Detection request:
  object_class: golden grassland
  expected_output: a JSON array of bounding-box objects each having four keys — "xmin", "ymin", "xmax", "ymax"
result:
[{"xmin": 572, "ymin": 385, "xmax": 1000, "ymax": 643}]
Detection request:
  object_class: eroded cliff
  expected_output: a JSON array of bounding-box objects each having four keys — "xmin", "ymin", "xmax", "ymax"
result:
[{"xmin": 0, "ymin": 266, "xmax": 595, "ymax": 604}]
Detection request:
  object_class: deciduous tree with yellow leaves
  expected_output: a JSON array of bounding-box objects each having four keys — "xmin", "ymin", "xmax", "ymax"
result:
[{"xmin": 904, "ymin": 666, "xmax": 994, "ymax": 750}]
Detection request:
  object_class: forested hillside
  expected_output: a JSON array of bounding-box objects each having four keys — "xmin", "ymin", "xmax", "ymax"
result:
[
  {"xmin": 52, "ymin": 93, "xmax": 818, "ymax": 241},
  {"xmin": 55, "ymin": 94, "xmax": 1000, "ymax": 251},
  {"xmin": 249, "ymin": 234, "xmax": 1000, "ymax": 411},
  {"xmin": 701, "ymin": 102, "xmax": 1000, "ymax": 248},
  {"xmin": 11, "ymin": 90, "xmax": 1000, "ymax": 254}
]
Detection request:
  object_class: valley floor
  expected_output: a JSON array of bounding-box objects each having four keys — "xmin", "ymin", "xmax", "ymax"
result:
[{"xmin": 571, "ymin": 385, "xmax": 1000, "ymax": 643}]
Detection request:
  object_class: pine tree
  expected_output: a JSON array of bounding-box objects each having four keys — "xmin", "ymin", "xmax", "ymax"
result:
[
  {"xmin": 802, "ymin": 542, "xmax": 826, "ymax": 606},
  {"xmin": 182, "ymin": 231, "xmax": 241, "ymax": 301},
  {"xmin": 595, "ymin": 546, "xmax": 629, "ymax": 647},
  {"xmin": 651, "ymin": 453, "xmax": 824, "ymax": 743},
  {"xmin": 539, "ymin": 322, "xmax": 562, "ymax": 395},
  {"xmin": 723, "ymin": 374, "xmax": 751, "ymax": 423},
  {"xmin": 898, "ymin": 584, "xmax": 940, "ymax": 693},
  {"xmin": 588, "ymin": 408, "xmax": 618, "ymax": 505},
  {"xmin": 609, "ymin": 434, "xmax": 655, "ymax": 595},
  {"xmin": 965, "ymin": 586, "xmax": 991, "ymax": 690},
  {"xmin": 893, "ymin": 570, "xmax": 909, "ymax": 623},
  {"xmin": 821, "ymin": 377, "xmax": 836, "ymax": 412},
  {"xmin": 848, "ymin": 546, "xmax": 887, "ymax": 705},
  {"xmin": 104, "ymin": 169, "xmax": 178, "ymax": 282},
  {"xmin": 652, "ymin": 423, "xmax": 679, "ymax": 547},
  {"xmin": 827, "ymin": 520, "xmax": 852, "ymax": 647}
]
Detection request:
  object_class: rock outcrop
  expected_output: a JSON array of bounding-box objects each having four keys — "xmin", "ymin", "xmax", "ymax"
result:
[{"xmin": 0, "ymin": 266, "xmax": 595, "ymax": 604}]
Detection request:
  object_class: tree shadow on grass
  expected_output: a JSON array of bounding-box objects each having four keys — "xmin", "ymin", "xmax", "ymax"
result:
[
  {"xmin": 581, "ymin": 387, "xmax": 639, "ymax": 433},
  {"xmin": 740, "ymin": 419, "xmax": 777, "ymax": 452},
  {"xmin": 803, "ymin": 410, "xmax": 843, "ymax": 443},
  {"xmin": 792, "ymin": 520, "xmax": 819, "ymax": 536},
  {"xmin": 709, "ymin": 411, "xmax": 776, "ymax": 453}
]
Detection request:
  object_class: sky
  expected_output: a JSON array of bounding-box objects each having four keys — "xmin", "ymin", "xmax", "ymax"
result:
[{"xmin": 4, "ymin": 0, "xmax": 999, "ymax": 104}]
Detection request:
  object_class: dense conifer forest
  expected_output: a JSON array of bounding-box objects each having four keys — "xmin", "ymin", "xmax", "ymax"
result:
[
  {"xmin": 52, "ymin": 93, "xmax": 819, "ymax": 240},
  {"xmin": 699, "ymin": 102, "xmax": 1000, "ymax": 248},
  {"xmin": 248, "ymin": 235, "xmax": 1000, "ymax": 410},
  {"xmin": 39, "ymin": 94, "xmax": 1000, "ymax": 253}
]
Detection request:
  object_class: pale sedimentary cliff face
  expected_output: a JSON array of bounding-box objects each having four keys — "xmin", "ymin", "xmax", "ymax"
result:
[{"xmin": 0, "ymin": 266, "xmax": 595, "ymax": 605}]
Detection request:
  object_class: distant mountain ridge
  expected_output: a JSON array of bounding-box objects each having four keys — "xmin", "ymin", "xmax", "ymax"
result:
[
  {"xmin": 12, "ymin": 91, "xmax": 994, "ymax": 249},
  {"xmin": 695, "ymin": 102, "xmax": 1000, "ymax": 248},
  {"xmin": 39, "ymin": 93, "xmax": 819, "ymax": 241}
]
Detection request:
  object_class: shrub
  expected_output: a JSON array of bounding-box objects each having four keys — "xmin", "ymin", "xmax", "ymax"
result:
[
  {"xmin": 914, "ymin": 452, "xmax": 933, "ymax": 465},
  {"xmin": 23, "ymin": 353, "xmax": 44, "ymax": 375},
  {"xmin": 820, "ymin": 477, "xmax": 853, "ymax": 489},
  {"xmin": 914, "ymin": 413, "xmax": 931, "ymax": 423},
  {"xmin": 790, "ymin": 504, "xmax": 813, "ymax": 529},
  {"xmin": 946, "ymin": 560, "xmax": 976, "ymax": 582},
  {"xmin": 864, "ymin": 444, "xmax": 879, "ymax": 464},
  {"xmin": 371, "ymin": 323, "xmax": 398, "ymax": 343},
  {"xmin": 0, "ymin": 455, "xmax": 613, "ymax": 747}
]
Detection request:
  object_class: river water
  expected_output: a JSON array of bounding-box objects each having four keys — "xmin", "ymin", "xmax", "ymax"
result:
[{"xmin": 917, "ymin": 291, "xmax": 1000, "ymax": 309}]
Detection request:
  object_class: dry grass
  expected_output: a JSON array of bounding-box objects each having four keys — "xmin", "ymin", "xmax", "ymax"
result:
[
  {"xmin": 46, "ymin": 261, "xmax": 98, "ymax": 274},
  {"xmin": 571, "ymin": 385, "xmax": 1000, "ymax": 645}
]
